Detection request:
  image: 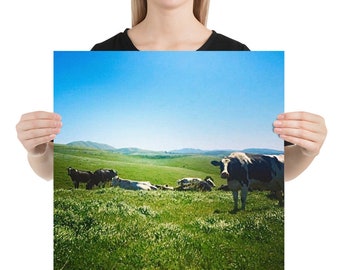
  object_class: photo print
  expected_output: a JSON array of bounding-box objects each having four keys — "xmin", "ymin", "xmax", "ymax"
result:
[{"xmin": 54, "ymin": 51, "xmax": 284, "ymax": 269}]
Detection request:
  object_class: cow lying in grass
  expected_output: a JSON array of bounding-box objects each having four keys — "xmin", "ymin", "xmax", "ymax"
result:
[
  {"xmin": 155, "ymin": 184, "xmax": 174, "ymax": 191},
  {"xmin": 111, "ymin": 176, "xmax": 158, "ymax": 191},
  {"xmin": 175, "ymin": 177, "xmax": 216, "ymax": 191}
]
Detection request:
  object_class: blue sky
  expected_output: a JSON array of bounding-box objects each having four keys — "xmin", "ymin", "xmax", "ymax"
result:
[{"xmin": 54, "ymin": 51, "xmax": 284, "ymax": 151}]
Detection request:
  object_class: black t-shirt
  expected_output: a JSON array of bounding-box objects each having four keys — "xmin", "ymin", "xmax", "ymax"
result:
[{"xmin": 91, "ymin": 29, "xmax": 250, "ymax": 51}]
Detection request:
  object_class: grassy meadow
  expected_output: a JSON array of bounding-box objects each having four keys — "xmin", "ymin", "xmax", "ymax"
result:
[{"xmin": 54, "ymin": 144, "xmax": 284, "ymax": 270}]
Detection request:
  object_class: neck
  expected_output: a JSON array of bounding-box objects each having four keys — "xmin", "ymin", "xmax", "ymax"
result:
[
  {"xmin": 129, "ymin": 1, "xmax": 211, "ymax": 50},
  {"xmin": 144, "ymin": 1, "xmax": 197, "ymax": 35}
]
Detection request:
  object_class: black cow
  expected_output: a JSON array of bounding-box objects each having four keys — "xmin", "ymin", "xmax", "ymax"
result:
[
  {"xmin": 88, "ymin": 169, "xmax": 118, "ymax": 189},
  {"xmin": 211, "ymin": 152, "xmax": 284, "ymax": 211},
  {"xmin": 67, "ymin": 167, "xmax": 94, "ymax": 189}
]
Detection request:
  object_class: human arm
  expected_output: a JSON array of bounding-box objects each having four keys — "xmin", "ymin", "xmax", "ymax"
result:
[
  {"xmin": 16, "ymin": 111, "xmax": 62, "ymax": 180},
  {"xmin": 273, "ymin": 111, "xmax": 327, "ymax": 181}
]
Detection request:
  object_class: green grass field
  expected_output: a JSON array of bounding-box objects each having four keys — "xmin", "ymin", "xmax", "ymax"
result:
[
  {"xmin": 54, "ymin": 144, "xmax": 224, "ymax": 190},
  {"xmin": 54, "ymin": 144, "xmax": 284, "ymax": 270}
]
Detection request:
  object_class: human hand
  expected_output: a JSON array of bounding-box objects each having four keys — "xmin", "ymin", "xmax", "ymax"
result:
[
  {"xmin": 273, "ymin": 111, "xmax": 327, "ymax": 157},
  {"xmin": 16, "ymin": 111, "xmax": 62, "ymax": 155}
]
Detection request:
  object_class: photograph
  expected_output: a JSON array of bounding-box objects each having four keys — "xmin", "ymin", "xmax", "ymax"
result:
[
  {"xmin": 1, "ymin": 1, "xmax": 338, "ymax": 269},
  {"xmin": 54, "ymin": 51, "xmax": 284, "ymax": 269}
]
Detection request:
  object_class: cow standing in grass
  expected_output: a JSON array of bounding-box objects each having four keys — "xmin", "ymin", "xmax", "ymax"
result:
[
  {"xmin": 67, "ymin": 167, "xmax": 94, "ymax": 189},
  {"xmin": 211, "ymin": 152, "xmax": 284, "ymax": 212},
  {"xmin": 88, "ymin": 169, "xmax": 118, "ymax": 189}
]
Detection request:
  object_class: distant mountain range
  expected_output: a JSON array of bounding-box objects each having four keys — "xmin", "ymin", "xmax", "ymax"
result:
[
  {"xmin": 168, "ymin": 148, "xmax": 283, "ymax": 156},
  {"xmin": 65, "ymin": 141, "xmax": 283, "ymax": 156},
  {"xmin": 67, "ymin": 141, "xmax": 116, "ymax": 151}
]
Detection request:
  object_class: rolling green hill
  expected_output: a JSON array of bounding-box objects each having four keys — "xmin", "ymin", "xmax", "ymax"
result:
[
  {"xmin": 54, "ymin": 144, "xmax": 224, "ymax": 189},
  {"xmin": 67, "ymin": 140, "xmax": 116, "ymax": 150}
]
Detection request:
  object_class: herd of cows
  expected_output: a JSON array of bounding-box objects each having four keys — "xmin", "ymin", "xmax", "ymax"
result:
[
  {"xmin": 67, "ymin": 152, "xmax": 284, "ymax": 211},
  {"xmin": 67, "ymin": 167, "xmax": 216, "ymax": 192}
]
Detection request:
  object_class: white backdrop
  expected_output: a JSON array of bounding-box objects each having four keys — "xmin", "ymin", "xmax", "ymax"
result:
[{"xmin": 1, "ymin": 1, "xmax": 339, "ymax": 269}]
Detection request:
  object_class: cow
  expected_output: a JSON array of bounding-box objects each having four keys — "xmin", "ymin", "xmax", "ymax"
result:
[
  {"xmin": 176, "ymin": 176, "xmax": 216, "ymax": 191},
  {"xmin": 111, "ymin": 176, "xmax": 158, "ymax": 191},
  {"xmin": 177, "ymin": 177, "xmax": 202, "ymax": 188},
  {"xmin": 67, "ymin": 167, "xmax": 94, "ymax": 189},
  {"xmin": 211, "ymin": 152, "xmax": 284, "ymax": 212},
  {"xmin": 87, "ymin": 168, "xmax": 118, "ymax": 189},
  {"xmin": 217, "ymin": 184, "xmax": 230, "ymax": 191},
  {"xmin": 155, "ymin": 184, "xmax": 175, "ymax": 191}
]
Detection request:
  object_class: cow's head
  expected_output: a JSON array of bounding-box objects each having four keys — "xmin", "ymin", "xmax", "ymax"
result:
[
  {"xmin": 211, "ymin": 157, "xmax": 232, "ymax": 179},
  {"xmin": 67, "ymin": 167, "xmax": 76, "ymax": 176},
  {"xmin": 111, "ymin": 176, "xmax": 121, "ymax": 187},
  {"xmin": 108, "ymin": 169, "xmax": 118, "ymax": 178},
  {"xmin": 204, "ymin": 177, "xmax": 216, "ymax": 187}
]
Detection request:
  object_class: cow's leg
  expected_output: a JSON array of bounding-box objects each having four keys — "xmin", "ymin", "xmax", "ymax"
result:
[
  {"xmin": 232, "ymin": 190, "xmax": 239, "ymax": 211},
  {"xmin": 87, "ymin": 178, "xmax": 94, "ymax": 190},
  {"xmin": 86, "ymin": 182, "xmax": 92, "ymax": 190},
  {"xmin": 74, "ymin": 181, "xmax": 79, "ymax": 189},
  {"xmin": 276, "ymin": 190, "xmax": 284, "ymax": 207},
  {"xmin": 240, "ymin": 185, "xmax": 249, "ymax": 210}
]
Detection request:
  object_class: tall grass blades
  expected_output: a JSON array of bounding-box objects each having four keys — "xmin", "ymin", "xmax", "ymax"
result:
[{"xmin": 54, "ymin": 145, "xmax": 284, "ymax": 269}]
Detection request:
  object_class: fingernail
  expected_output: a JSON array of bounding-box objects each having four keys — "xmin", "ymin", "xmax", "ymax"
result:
[
  {"xmin": 273, "ymin": 128, "xmax": 282, "ymax": 134},
  {"xmin": 273, "ymin": 120, "xmax": 282, "ymax": 126}
]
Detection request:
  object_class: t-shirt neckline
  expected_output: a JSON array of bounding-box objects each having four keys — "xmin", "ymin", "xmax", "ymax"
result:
[{"xmin": 123, "ymin": 28, "xmax": 216, "ymax": 51}]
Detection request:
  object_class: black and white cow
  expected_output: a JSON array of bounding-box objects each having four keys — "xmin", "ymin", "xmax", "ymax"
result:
[
  {"xmin": 177, "ymin": 177, "xmax": 202, "ymax": 188},
  {"xmin": 211, "ymin": 152, "xmax": 284, "ymax": 211},
  {"xmin": 197, "ymin": 177, "xmax": 216, "ymax": 192},
  {"xmin": 176, "ymin": 177, "xmax": 216, "ymax": 191},
  {"xmin": 67, "ymin": 167, "xmax": 94, "ymax": 189}
]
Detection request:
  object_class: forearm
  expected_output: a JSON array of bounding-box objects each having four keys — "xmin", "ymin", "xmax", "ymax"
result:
[
  {"xmin": 284, "ymin": 144, "xmax": 316, "ymax": 181},
  {"xmin": 27, "ymin": 142, "xmax": 54, "ymax": 180}
]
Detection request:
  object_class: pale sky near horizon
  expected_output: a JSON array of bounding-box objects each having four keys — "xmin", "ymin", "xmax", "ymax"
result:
[{"xmin": 54, "ymin": 51, "xmax": 284, "ymax": 151}]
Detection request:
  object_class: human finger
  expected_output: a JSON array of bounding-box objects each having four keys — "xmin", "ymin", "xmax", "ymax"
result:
[
  {"xmin": 18, "ymin": 126, "xmax": 61, "ymax": 142},
  {"xmin": 273, "ymin": 126, "xmax": 320, "ymax": 144},
  {"xmin": 277, "ymin": 111, "xmax": 325, "ymax": 125},
  {"xmin": 19, "ymin": 111, "xmax": 61, "ymax": 122},
  {"xmin": 21, "ymin": 134, "xmax": 57, "ymax": 154},
  {"xmin": 278, "ymin": 133, "xmax": 323, "ymax": 157},
  {"xmin": 273, "ymin": 119, "xmax": 321, "ymax": 134},
  {"xmin": 16, "ymin": 118, "xmax": 62, "ymax": 133}
]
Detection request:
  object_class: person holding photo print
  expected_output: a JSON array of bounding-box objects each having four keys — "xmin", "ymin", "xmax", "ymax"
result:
[{"xmin": 16, "ymin": 0, "xmax": 327, "ymax": 181}]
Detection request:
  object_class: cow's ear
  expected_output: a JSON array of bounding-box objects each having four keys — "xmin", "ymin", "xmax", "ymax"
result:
[{"xmin": 211, "ymin": 161, "xmax": 221, "ymax": 166}]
